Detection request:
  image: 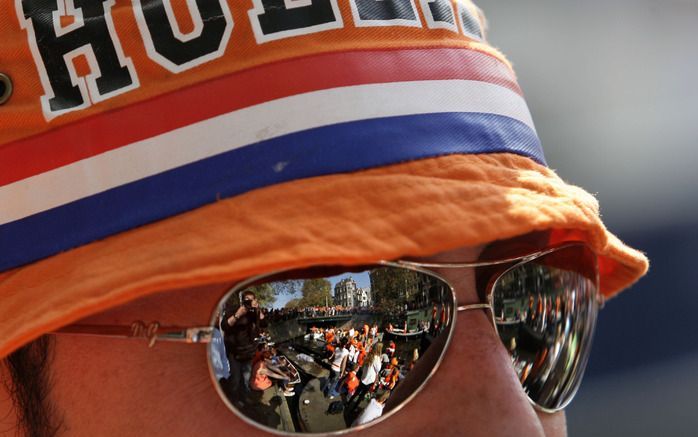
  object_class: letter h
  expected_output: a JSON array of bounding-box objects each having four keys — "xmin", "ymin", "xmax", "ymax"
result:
[{"xmin": 18, "ymin": 0, "xmax": 138, "ymax": 119}]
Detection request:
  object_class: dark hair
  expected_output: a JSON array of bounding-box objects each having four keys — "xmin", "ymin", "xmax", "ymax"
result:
[
  {"xmin": 240, "ymin": 290, "xmax": 256, "ymax": 302},
  {"xmin": 2, "ymin": 336, "xmax": 60, "ymax": 437}
]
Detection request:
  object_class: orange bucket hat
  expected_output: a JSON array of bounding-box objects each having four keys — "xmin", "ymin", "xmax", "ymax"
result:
[{"xmin": 0, "ymin": 0, "xmax": 647, "ymax": 358}]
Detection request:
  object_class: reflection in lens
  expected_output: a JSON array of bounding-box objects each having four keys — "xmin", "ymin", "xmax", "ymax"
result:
[
  {"xmin": 491, "ymin": 246, "xmax": 599, "ymax": 411},
  {"xmin": 208, "ymin": 266, "xmax": 454, "ymax": 434}
]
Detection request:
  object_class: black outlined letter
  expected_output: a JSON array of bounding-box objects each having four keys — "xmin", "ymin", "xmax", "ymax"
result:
[
  {"xmin": 133, "ymin": 0, "xmax": 233, "ymax": 73},
  {"xmin": 17, "ymin": 0, "xmax": 138, "ymax": 119},
  {"xmin": 420, "ymin": 0, "xmax": 457, "ymax": 32},
  {"xmin": 456, "ymin": 1, "xmax": 482, "ymax": 39},
  {"xmin": 349, "ymin": 0, "xmax": 421, "ymax": 27},
  {"xmin": 249, "ymin": 0, "xmax": 343, "ymax": 43}
]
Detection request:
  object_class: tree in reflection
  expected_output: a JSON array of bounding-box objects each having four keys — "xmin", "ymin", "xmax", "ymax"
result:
[
  {"xmin": 248, "ymin": 282, "xmax": 278, "ymax": 308},
  {"xmin": 284, "ymin": 298, "xmax": 302, "ymax": 309},
  {"xmin": 370, "ymin": 268, "xmax": 421, "ymax": 312},
  {"xmin": 299, "ymin": 278, "xmax": 333, "ymax": 307},
  {"xmin": 246, "ymin": 280, "xmax": 304, "ymax": 308},
  {"xmin": 371, "ymin": 268, "xmax": 444, "ymax": 313}
]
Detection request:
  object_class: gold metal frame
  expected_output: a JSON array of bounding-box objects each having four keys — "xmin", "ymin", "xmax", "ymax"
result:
[
  {"xmin": 207, "ymin": 259, "xmax": 460, "ymax": 436},
  {"xmin": 52, "ymin": 243, "xmax": 601, "ymax": 434}
]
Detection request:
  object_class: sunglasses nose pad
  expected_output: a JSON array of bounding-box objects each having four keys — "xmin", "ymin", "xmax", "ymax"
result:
[{"xmin": 207, "ymin": 265, "xmax": 455, "ymax": 434}]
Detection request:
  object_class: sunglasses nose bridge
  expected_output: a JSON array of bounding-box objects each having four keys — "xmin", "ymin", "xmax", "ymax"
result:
[
  {"xmin": 422, "ymin": 265, "xmax": 481, "ymax": 306},
  {"xmin": 457, "ymin": 303, "xmax": 491, "ymax": 312}
]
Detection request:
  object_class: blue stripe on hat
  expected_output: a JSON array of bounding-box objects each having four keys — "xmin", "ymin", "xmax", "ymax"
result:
[{"xmin": 0, "ymin": 111, "xmax": 543, "ymax": 271}]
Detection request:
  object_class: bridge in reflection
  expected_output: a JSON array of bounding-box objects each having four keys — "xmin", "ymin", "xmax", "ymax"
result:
[{"xmin": 296, "ymin": 314, "xmax": 352, "ymax": 324}]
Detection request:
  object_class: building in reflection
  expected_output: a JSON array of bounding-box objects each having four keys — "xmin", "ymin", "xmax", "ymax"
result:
[
  {"xmin": 333, "ymin": 277, "xmax": 372, "ymax": 308},
  {"xmin": 356, "ymin": 287, "xmax": 371, "ymax": 307}
]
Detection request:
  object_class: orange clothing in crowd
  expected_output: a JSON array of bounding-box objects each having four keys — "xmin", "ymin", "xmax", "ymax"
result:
[
  {"xmin": 385, "ymin": 367, "xmax": 400, "ymax": 390},
  {"xmin": 357, "ymin": 349, "xmax": 367, "ymax": 367},
  {"xmin": 252, "ymin": 349, "xmax": 265, "ymax": 365},
  {"xmin": 344, "ymin": 371, "xmax": 360, "ymax": 396},
  {"xmin": 250, "ymin": 361, "xmax": 272, "ymax": 391}
]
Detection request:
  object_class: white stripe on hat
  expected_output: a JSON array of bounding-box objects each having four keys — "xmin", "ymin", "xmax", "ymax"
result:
[{"xmin": 0, "ymin": 79, "xmax": 534, "ymax": 226}]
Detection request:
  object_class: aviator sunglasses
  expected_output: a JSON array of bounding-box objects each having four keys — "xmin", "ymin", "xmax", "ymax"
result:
[{"xmin": 54, "ymin": 243, "xmax": 601, "ymax": 435}]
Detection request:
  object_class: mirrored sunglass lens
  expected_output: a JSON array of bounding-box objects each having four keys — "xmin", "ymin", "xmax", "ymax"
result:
[
  {"xmin": 208, "ymin": 266, "xmax": 454, "ymax": 434},
  {"xmin": 491, "ymin": 245, "xmax": 599, "ymax": 411}
]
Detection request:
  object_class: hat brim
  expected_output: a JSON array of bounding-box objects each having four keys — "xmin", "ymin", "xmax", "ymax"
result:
[{"xmin": 0, "ymin": 154, "xmax": 648, "ymax": 358}]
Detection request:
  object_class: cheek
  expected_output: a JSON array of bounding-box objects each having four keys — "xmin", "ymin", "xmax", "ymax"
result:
[{"xmin": 51, "ymin": 337, "xmax": 265, "ymax": 437}]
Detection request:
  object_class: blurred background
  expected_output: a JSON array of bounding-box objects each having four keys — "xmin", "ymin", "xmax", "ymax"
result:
[{"xmin": 476, "ymin": 0, "xmax": 698, "ymax": 435}]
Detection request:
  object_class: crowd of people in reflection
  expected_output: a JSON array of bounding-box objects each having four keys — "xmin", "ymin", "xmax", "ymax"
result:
[
  {"xmin": 260, "ymin": 301, "xmax": 440, "ymax": 324},
  {"xmin": 310, "ymin": 320, "xmax": 429, "ymax": 426},
  {"xmin": 512, "ymin": 293, "xmax": 569, "ymax": 391},
  {"xmin": 266, "ymin": 305, "xmax": 380, "ymax": 323},
  {"xmin": 249, "ymin": 343, "xmax": 300, "ymax": 397},
  {"xmin": 218, "ymin": 290, "xmax": 451, "ymax": 431},
  {"xmin": 264, "ymin": 305, "xmax": 378, "ymax": 322}
]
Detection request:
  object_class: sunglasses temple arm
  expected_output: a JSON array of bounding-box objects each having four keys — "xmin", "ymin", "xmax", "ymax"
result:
[
  {"xmin": 52, "ymin": 322, "xmax": 214, "ymax": 347},
  {"xmin": 155, "ymin": 327, "xmax": 214, "ymax": 345}
]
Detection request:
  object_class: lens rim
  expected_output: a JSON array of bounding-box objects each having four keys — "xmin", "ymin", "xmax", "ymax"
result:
[
  {"xmin": 487, "ymin": 243, "xmax": 600, "ymax": 413},
  {"xmin": 206, "ymin": 260, "xmax": 458, "ymax": 436}
]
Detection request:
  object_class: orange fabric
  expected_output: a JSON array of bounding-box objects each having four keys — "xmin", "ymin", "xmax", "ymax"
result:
[
  {"xmin": 358, "ymin": 350, "xmax": 367, "ymax": 367},
  {"xmin": 0, "ymin": 0, "xmax": 501, "ymax": 145},
  {"xmin": 0, "ymin": 154, "xmax": 648, "ymax": 359},
  {"xmin": 345, "ymin": 371, "xmax": 360, "ymax": 394},
  {"xmin": 0, "ymin": 0, "xmax": 649, "ymax": 370},
  {"xmin": 252, "ymin": 349, "xmax": 265, "ymax": 365},
  {"xmin": 250, "ymin": 361, "xmax": 272, "ymax": 392},
  {"xmin": 385, "ymin": 367, "xmax": 400, "ymax": 389}
]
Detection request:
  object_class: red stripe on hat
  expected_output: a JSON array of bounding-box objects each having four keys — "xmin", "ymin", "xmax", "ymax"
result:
[{"xmin": 0, "ymin": 48, "xmax": 519, "ymax": 187}]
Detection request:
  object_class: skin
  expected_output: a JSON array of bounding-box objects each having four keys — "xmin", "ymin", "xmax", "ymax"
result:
[{"xmin": 0, "ymin": 244, "xmax": 567, "ymax": 437}]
